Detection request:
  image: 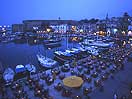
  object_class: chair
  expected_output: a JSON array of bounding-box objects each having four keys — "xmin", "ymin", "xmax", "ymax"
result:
[
  {"xmin": 86, "ymin": 77, "xmax": 92, "ymax": 83},
  {"xmin": 91, "ymin": 72, "xmax": 98, "ymax": 78},
  {"xmin": 61, "ymin": 65, "xmax": 70, "ymax": 72},
  {"xmin": 59, "ymin": 73, "xmax": 65, "ymax": 80},
  {"xmin": 62, "ymin": 89, "xmax": 72, "ymax": 97},
  {"xmin": 71, "ymin": 69, "xmax": 76, "ymax": 75},
  {"xmin": 77, "ymin": 66, "xmax": 83, "ymax": 72},
  {"xmin": 83, "ymin": 87, "xmax": 92, "ymax": 95},
  {"xmin": 54, "ymin": 82, "xmax": 63, "ymax": 91},
  {"xmin": 84, "ymin": 69, "xmax": 90, "ymax": 75},
  {"xmin": 46, "ymin": 76, "xmax": 54, "ymax": 85},
  {"xmin": 72, "ymin": 95, "xmax": 82, "ymax": 99}
]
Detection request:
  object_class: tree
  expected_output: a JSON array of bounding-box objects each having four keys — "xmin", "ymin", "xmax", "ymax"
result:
[
  {"xmin": 79, "ymin": 19, "xmax": 89, "ymax": 23},
  {"xmin": 119, "ymin": 12, "xmax": 131, "ymax": 32},
  {"xmin": 89, "ymin": 18, "xmax": 99, "ymax": 24}
]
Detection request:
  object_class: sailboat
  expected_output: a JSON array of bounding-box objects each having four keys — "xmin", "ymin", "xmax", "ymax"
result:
[
  {"xmin": 37, "ymin": 54, "xmax": 58, "ymax": 68},
  {"xmin": 54, "ymin": 32, "xmax": 73, "ymax": 63}
]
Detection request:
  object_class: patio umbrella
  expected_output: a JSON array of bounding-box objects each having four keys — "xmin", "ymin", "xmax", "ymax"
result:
[{"xmin": 63, "ymin": 76, "xmax": 83, "ymax": 88}]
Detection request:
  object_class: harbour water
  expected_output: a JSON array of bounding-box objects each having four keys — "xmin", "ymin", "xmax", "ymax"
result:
[{"xmin": 0, "ymin": 38, "xmax": 79, "ymax": 71}]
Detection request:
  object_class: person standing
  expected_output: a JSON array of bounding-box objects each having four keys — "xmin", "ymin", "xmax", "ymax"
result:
[{"xmin": 114, "ymin": 93, "xmax": 118, "ymax": 99}]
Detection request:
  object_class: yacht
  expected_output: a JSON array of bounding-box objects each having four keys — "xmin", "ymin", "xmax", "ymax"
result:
[{"xmin": 81, "ymin": 39, "xmax": 114, "ymax": 48}]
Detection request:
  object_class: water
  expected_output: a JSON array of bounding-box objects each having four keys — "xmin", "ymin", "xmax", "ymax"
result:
[{"xmin": 0, "ymin": 38, "xmax": 79, "ymax": 71}]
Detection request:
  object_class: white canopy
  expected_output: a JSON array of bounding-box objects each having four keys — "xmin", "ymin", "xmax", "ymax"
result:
[{"xmin": 3, "ymin": 68, "xmax": 15, "ymax": 83}]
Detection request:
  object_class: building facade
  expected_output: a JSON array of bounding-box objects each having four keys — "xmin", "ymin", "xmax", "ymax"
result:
[
  {"xmin": 12, "ymin": 24, "xmax": 24, "ymax": 33},
  {"xmin": 22, "ymin": 20, "xmax": 78, "ymax": 33}
]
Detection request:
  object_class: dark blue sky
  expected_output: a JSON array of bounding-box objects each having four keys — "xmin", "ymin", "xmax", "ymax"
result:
[{"xmin": 0, "ymin": 0, "xmax": 132, "ymax": 25}]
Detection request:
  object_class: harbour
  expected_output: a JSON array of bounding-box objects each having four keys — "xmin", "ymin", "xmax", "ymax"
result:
[
  {"xmin": 0, "ymin": 2, "xmax": 132, "ymax": 98},
  {"xmin": 0, "ymin": 33, "xmax": 132, "ymax": 99}
]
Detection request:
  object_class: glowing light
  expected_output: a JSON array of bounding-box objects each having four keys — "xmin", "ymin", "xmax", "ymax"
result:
[
  {"xmin": 99, "ymin": 31, "xmax": 105, "ymax": 36},
  {"xmin": 34, "ymin": 40, "xmax": 37, "ymax": 43},
  {"xmin": 94, "ymin": 33, "xmax": 96, "ymax": 35},
  {"xmin": 123, "ymin": 41, "xmax": 126, "ymax": 46},
  {"xmin": 113, "ymin": 29, "xmax": 118, "ymax": 33},
  {"xmin": 128, "ymin": 41, "xmax": 130, "ymax": 44},
  {"xmin": 48, "ymin": 48, "xmax": 51, "ymax": 50},
  {"xmin": 2, "ymin": 28, "xmax": 5, "ymax": 30},
  {"xmin": 47, "ymin": 28, "xmax": 51, "ymax": 32},
  {"xmin": 128, "ymin": 31, "xmax": 132, "ymax": 36},
  {"xmin": 3, "ymin": 33, "xmax": 6, "ymax": 36},
  {"xmin": 71, "ymin": 26, "xmax": 76, "ymax": 31},
  {"xmin": 122, "ymin": 31, "xmax": 125, "ymax": 35},
  {"xmin": 96, "ymin": 31, "xmax": 99, "ymax": 34},
  {"xmin": 80, "ymin": 29, "xmax": 83, "ymax": 33}
]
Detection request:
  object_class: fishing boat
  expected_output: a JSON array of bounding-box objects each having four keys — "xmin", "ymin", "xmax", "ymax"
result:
[
  {"xmin": 25, "ymin": 64, "xmax": 36, "ymax": 74},
  {"xmin": 37, "ymin": 54, "xmax": 58, "ymax": 68},
  {"xmin": 3, "ymin": 68, "xmax": 15, "ymax": 85}
]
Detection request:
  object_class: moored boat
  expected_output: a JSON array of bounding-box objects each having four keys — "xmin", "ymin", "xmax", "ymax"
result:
[
  {"xmin": 37, "ymin": 54, "xmax": 58, "ymax": 68},
  {"xmin": 15, "ymin": 65, "xmax": 26, "ymax": 73},
  {"xmin": 81, "ymin": 39, "xmax": 114, "ymax": 48},
  {"xmin": 54, "ymin": 50, "xmax": 73, "ymax": 62},
  {"xmin": 25, "ymin": 64, "xmax": 36, "ymax": 74},
  {"xmin": 43, "ymin": 39, "xmax": 61, "ymax": 48}
]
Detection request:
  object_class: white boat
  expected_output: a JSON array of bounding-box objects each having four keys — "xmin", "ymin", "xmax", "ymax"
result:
[
  {"xmin": 25, "ymin": 64, "xmax": 36, "ymax": 73},
  {"xmin": 15, "ymin": 65, "xmax": 26, "ymax": 73},
  {"xmin": 91, "ymin": 41, "xmax": 113, "ymax": 47},
  {"xmin": 37, "ymin": 54, "xmax": 58, "ymax": 68},
  {"xmin": 54, "ymin": 50, "xmax": 73, "ymax": 57},
  {"xmin": 3, "ymin": 68, "xmax": 15, "ymax": 84},
  {"xmin": 81, "ymin": 39, "xmax": 113, "ymax": 48}
]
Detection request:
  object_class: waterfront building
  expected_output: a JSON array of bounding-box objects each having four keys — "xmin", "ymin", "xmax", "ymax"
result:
[
  {"xmin": 23, "ymin": 20, "xmax": 78, "ymax": 33},
  {"xmin": 128, "ymin": 17, "xmax": 132, "ymax": 30},
  {"xmin": 77, "ymin": 21, "xmax": 98, "ymax": 34},
  {"xmin": 12, "ymin": 24, "xmax": 24, "ymax": 33}
]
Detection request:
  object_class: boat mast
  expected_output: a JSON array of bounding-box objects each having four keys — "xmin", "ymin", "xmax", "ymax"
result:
[
  {"xmin": 0, "ymin": 61, "xmax": 4, "ymax": 73},
  {"xmin": 66, "ymin": 31, "xmax": 69, "ymax": 49}
]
